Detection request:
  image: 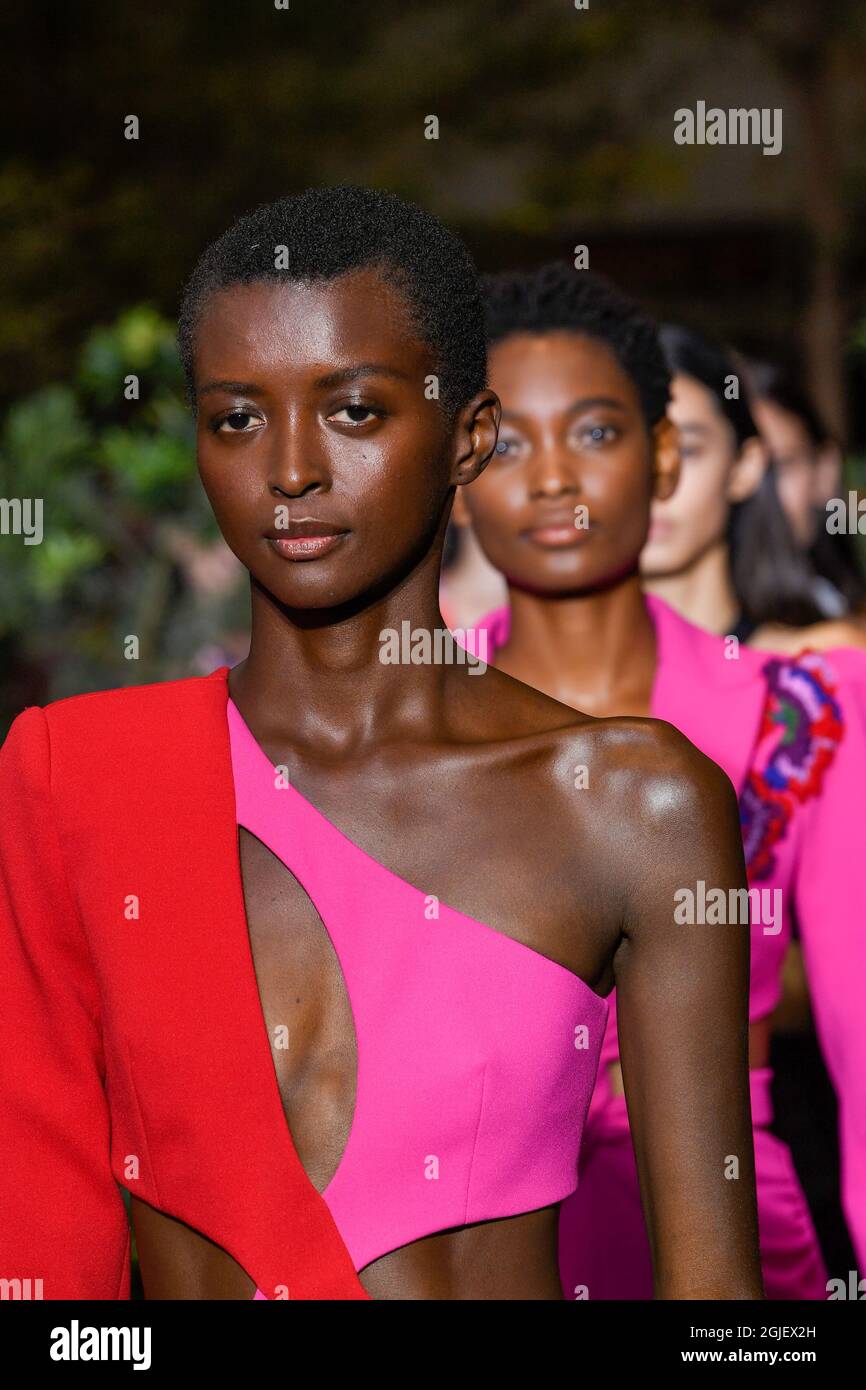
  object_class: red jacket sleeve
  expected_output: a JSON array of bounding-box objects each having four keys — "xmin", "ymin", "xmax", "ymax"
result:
[
  {"xmin": 0, "ymin": 707, "xmax": 131, "ymax": 1299},
  {"xmin": 794, "ymin": 652, "xmax": 866, "ymax": 1274}
]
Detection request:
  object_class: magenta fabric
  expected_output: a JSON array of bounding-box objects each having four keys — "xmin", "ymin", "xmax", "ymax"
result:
[
  {"xmin": 227, "ymin": 697, "xmax": 608, "ymax": 1278},
  {"xmin": 459, "ymin": 595, "xmax": 866, "ymax": 1286}
]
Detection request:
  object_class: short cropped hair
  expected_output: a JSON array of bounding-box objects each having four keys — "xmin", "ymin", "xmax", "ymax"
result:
[
  {"xmin": 177, "ymin": 185, "xmax": 487, "ymax": 416},
  {"xmin": 481, "ymin": 261, "xmax": 670, "ymax": 428}
]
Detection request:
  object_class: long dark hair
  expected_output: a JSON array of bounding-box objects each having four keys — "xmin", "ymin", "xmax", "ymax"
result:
[
  {"xmin": 659, "ymin": 325, "xmax": 825, "ymax": 628},
  {"xmin": 744, "ymin": 357, "xmax": 866, "ymax": 611}
]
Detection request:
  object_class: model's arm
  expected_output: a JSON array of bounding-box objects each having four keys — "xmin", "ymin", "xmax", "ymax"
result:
[
  {"xmin": 0, "ymin": 707, "xmax": 131, "ymax": 1298},
  {"xmin": 793, "ymin": 652, "xmax": 866, "ymax": 1273},
  {"xmin": 604, "ymin": 721, "xmax": 763, "ymax": 1299}
]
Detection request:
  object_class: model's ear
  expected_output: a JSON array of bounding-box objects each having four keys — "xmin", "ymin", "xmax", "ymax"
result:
[
  {"xmin": 451, "ymin": 390, "xmax": 501, "ymax": 487},
  {"xmin": 727, "ymin": 436, "xmax": 768, "ymax": 503},
  {"xmin": 651, "ymin": 415, "xmax": 681, "ymax": 501}
]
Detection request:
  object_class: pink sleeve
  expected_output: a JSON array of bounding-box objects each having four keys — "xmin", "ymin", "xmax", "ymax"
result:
[{"xmin": 794, "ymin": 650, "xmax": 866, "ymax": 1272}]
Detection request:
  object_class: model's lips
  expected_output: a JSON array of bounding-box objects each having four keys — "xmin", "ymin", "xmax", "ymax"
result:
[
  {"xmin": 264, "ymin": 520, "xmax": 350, "ymax": 561},
  {"xmin": 522, "ymin": 519, "xmax": 594, "ymax": 549}
]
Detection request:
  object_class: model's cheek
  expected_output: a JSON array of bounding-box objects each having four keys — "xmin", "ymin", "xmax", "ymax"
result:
[
  {"xmin": 668, "ymin": 472, "xmax": 728, "ymax": 566},
  {"xmin": 643, "ymin": 486, "xmax": 683, "ymax": 552},
  {"xmin": 642, "ymin": 484, "xmax": 680, "ymax": 550},
  {"xmin": 566, "ymin": 459, "xmax": 644, "ymax": 544},
  {"xmin": 466, "ymin": 490, "xmax": 528, "ymax": 577},
  {"xmin": 470, "ymin": 465, "xmax": 528, "ymax": 531},
  {"xmin": 345, "ymin": 461, "xmax": 443, "ymax": 546},
  {"xmin": 776, "ymin": 469, "xmax": 813, "ymax": 543},
  {"xmin": 198, "ymin": 478, "xmax": 261, "ymax": 557},
  {"xmin": 196, "ymin": 463, "xmax": 240, "ymax": 521}
]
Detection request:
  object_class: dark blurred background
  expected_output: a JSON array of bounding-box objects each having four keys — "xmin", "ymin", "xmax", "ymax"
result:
[
  {"xmin": 4, "ymin": 0, "xmax": 866, "ymax": 716},
  {"xmin": 1, "ymin": 0, "xmax": 862, "ymax": 1293}
]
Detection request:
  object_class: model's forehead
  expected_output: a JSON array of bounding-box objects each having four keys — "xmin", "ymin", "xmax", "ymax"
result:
[
  {"xmin": 668, "ymin": 373, "xmax": 729, "ymax": 434},
  {"xmin": 489, "ymin": 330, "xmax": 639, "ymax": 411},
  {"xmin": 753, "ymin": 395, "xmax": 809, "ymax": 447},
  {"xmin": 193, "ymin": 269, "xmax": 429, "ymax": 380}
]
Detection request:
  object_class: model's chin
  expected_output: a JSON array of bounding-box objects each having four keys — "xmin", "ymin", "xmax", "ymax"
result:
[
  {"xmin": 251, "ymin": 545, "xmax": 391, "ymax": 613},
  {"xmin": 503, "ymin": 558, "xmax": 615, "ymax": 598},
  {"xmin": 513, "ymin": 539, "xmax": 606, "ymax": 587},
  {"xmin": 639, "ymin": 539, "xmax": 686, "ymax": 578},
  {"xmin": 256, "ymin": 577, "xmax": 365, "ymax": 612}
]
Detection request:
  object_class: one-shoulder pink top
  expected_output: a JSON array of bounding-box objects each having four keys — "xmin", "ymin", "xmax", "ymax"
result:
[{"xmin": 226, "ymin": 697, "xmax": 608, "ymax": 1296}]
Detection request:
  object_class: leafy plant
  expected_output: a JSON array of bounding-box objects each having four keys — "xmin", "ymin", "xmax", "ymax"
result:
[{"xmin": 0, "ymin": 306, "xmax": 247, "ymax": 726}]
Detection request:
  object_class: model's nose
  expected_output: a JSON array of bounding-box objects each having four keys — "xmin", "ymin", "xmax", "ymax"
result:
[
  {"xmin": 267, "ymin": 418, "xmax": 330, "ymax": 498},
  {"xmin": 527, "ymin": 445, "xmax": 582, "ymax": 500}
]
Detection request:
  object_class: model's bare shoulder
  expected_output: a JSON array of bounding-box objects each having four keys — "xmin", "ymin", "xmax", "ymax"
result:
[
  {"xmin": 539, "ymin": 714, "xmax": 742, "ymax": 900},
  {"xmin": 579, "ymin": 714, "xmax": 737, "ymax": 818},
  {"xmin": 449, "ymin": 665, "xmax": 738, "ymax": 837}
]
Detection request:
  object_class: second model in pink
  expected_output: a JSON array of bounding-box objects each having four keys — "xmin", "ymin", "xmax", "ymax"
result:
[{"xmin": 461, "ymin": 593, "xmax": 866, "ymax": 1300}]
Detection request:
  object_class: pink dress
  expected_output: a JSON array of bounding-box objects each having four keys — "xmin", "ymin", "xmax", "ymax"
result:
[{"xmin": 462, "ymin": 594, "xmax": 866, "ymax": 1299}]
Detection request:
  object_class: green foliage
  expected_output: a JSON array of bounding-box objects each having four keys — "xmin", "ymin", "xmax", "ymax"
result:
[
  {"xmin": 78, "ymin": 306, "xmax": 183, "ymax": 402},
  {"xmin": 0, "ymin": 306, "xmax": 247, "ymax": 721}
]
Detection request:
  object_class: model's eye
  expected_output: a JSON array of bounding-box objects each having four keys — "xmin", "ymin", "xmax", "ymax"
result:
[
  {"xmin": 576, "ymin": 424, "xmax": 617, "ymax": 447},
  {"xmin": 215, "ymin": 410, "xmax": 263, "ymax": 434},
  {"xmin": 328, "ymin": 404, "xmax": 382, "ymax": 425},
  {"xmin": 494, "ymin": 434, "xmax": 527, "ymax": 460}
]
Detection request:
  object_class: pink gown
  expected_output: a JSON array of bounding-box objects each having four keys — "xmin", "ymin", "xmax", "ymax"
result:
[{"xmin": 462, "ymin": 593, "xmax": 866, "ymax": 1299}]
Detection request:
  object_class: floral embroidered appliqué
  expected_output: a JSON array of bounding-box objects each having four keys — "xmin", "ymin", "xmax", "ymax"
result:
[{"xmin": 739, "ymin": 651, "xmax": 844, "ymax": 881}]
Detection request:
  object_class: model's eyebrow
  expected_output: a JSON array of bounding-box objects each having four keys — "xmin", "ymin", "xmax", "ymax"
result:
[
  {"xmin": 198, "ymin": 380, "xmax": 261, "ymax": 397},
  {"xmin": 198, "ymin": 365, "xmax": 411, "ymax": 397},
  {"xmin": 566, "ymin": 396, "xmax": 628, "ymax": 414},
  {"xmin": 312, "ymin": 363, "xmax": 412, "ymax": 389},
  {"xmin": 500, "ymin": 396, "xmax": 628, "ymax": 424}
]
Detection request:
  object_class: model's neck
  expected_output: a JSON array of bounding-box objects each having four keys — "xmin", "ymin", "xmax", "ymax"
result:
[
  {"xmin": 503, "ymin": 569, "xmax": 656, "ymax": 714},
  {"xmin": 643, "ymin": 539, "xmax": 739, "ymax": 636},
  {"xmin": 232, "ymin": 545, "xmax": 454, "ymax": 751}
]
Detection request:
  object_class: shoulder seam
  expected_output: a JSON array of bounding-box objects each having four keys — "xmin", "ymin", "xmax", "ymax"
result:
[{"xmin": 37, "ymin": 667, "xmax": 227, "ymax": 714}]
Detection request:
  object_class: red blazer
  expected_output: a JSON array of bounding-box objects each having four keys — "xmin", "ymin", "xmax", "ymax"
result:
[{"xmin": 0, "ymin": 666, "xmax": 368, "ymax": 1299}]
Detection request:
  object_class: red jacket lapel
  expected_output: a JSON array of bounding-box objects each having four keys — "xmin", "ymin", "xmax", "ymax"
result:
[{"xmin": 47, "ymin": 667, "xmax": 368, "ymax": 1299}]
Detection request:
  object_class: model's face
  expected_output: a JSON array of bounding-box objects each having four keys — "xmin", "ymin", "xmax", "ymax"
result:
[
  {"xmin": 193, "ymin": 270, "xmax": 494, "ymax": 611},
  {"xmin": 459, "ymin": 331, "xmax": 662, "ymax": 595},
  {"xmin": 750, "ymin": 397, "xmax": 823, "ymax": 547},
  {"xmin": 641, "ymin": 374, "xmax": 739, "ymax": 577}
]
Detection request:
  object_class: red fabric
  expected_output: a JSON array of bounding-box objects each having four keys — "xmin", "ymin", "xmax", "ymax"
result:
[{"xmin": 0, "ymin": 668, "xmax": 368, "ymax": 1300}]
